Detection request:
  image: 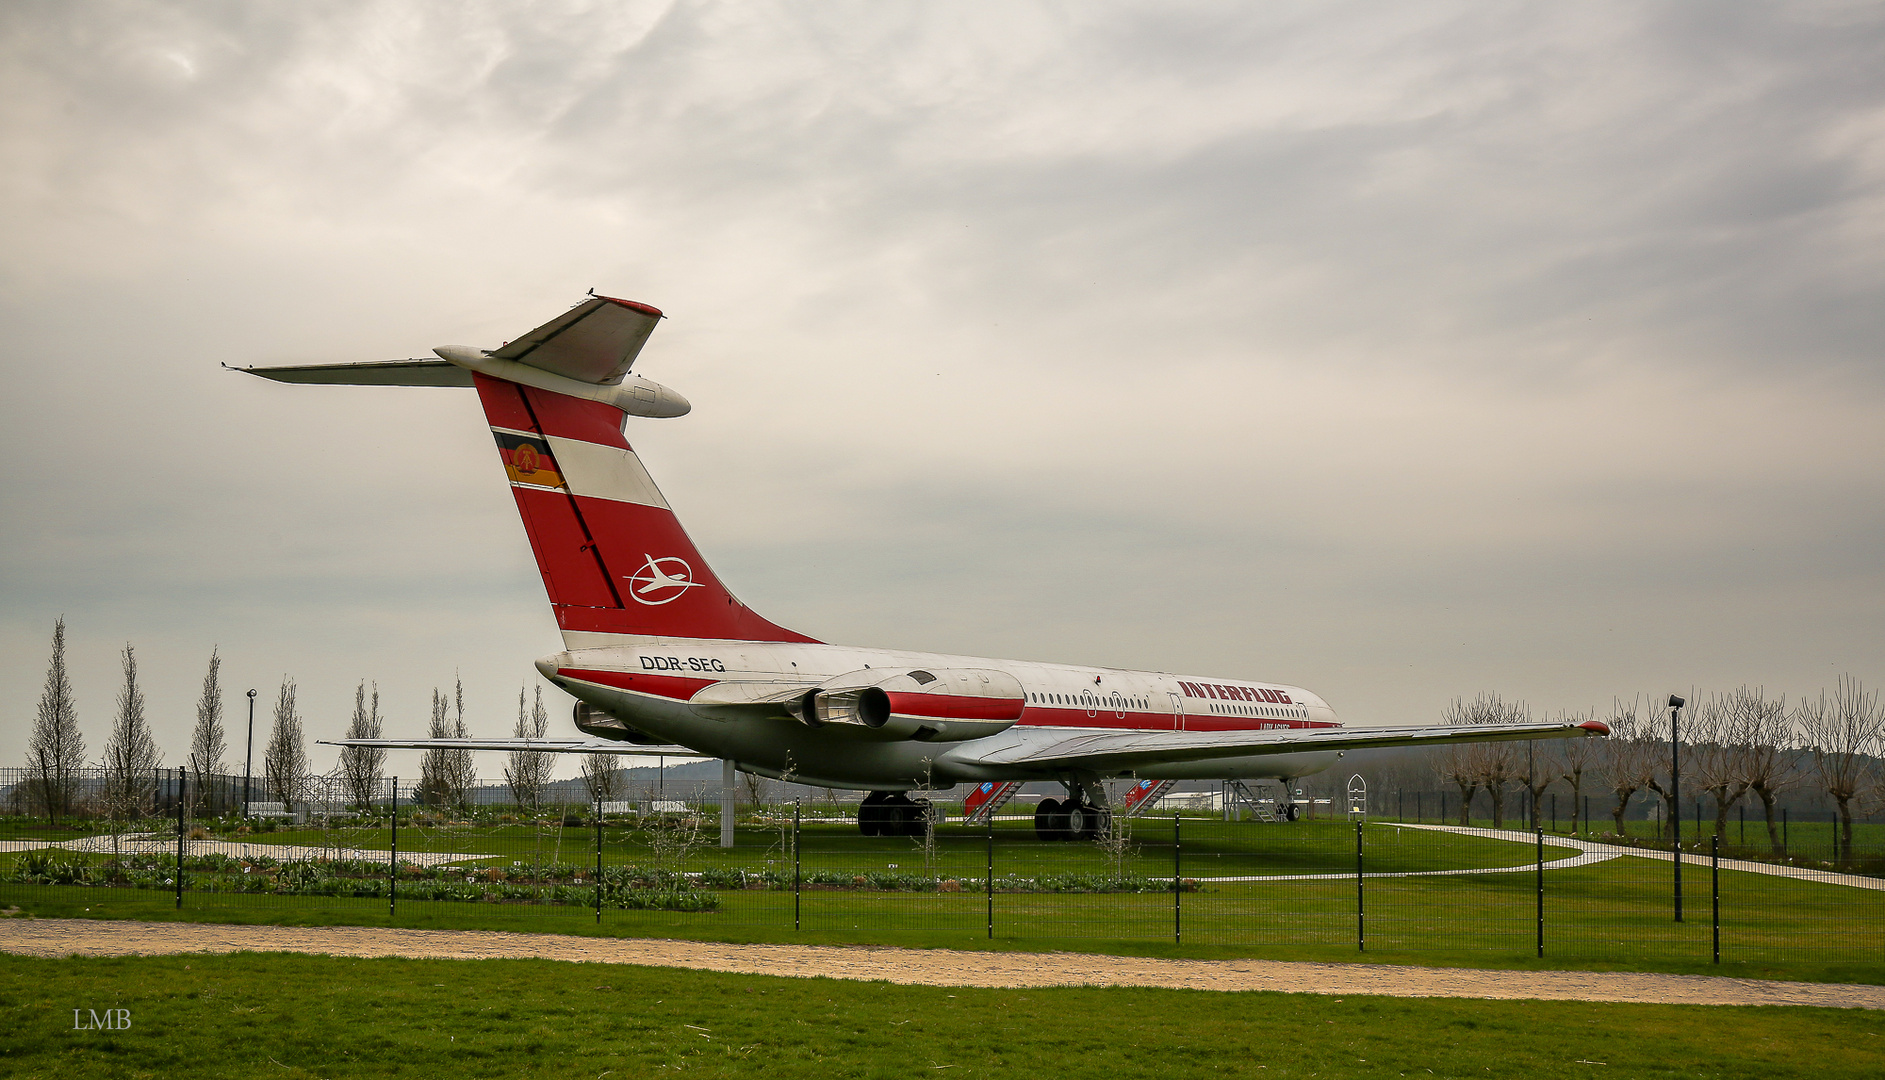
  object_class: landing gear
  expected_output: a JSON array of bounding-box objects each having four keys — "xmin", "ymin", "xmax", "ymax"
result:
[
  {"xmin": 1034, "ymin": 798, "xmax": 1066, "ymax": 841},
  {"xmin": 859, "ymin": 791, "xmax": 932, "ymax": 837},
  {"xmin": 1034, "ymin": 788, "xmax": 1112, "ymax": 841}
]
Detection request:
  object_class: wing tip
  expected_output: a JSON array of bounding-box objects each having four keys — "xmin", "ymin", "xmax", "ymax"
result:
[
  {"xmin": 1577, "ymin": 720, "xmax": 1611, "ymax": 736},
  {"xmin": 595, "ymin": 294, "xmax": 664, "ymax": 319}
]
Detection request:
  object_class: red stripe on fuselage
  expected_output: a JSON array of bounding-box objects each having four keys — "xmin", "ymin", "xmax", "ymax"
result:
[
  {"xmin": 559, "ymin": 667, "xmax": 715, "ymax": 701},
  {"xmin": 885, "ymin": 691, "xmax": 1024, "ymax": 723},
  {"xmin": 1015, "ymin": 706, "xmax": 1336, "ymax": 732}
]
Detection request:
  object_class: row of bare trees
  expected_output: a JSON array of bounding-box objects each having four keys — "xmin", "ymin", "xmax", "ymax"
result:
[
  {"xmin": 25, "ymin": 618, "xmax": 336, "ymax": 819},
  {"xmin": 1431, "ymin": 677, "xmax": 1885, "ymax": 861}
]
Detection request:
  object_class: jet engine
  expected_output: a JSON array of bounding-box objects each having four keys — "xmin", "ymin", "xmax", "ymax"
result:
[
  {"xmin": 572, "ymin": 701, "xmax": 664, "ymax": 744},
  {"xmin": 786, "ymin": 667, "xmax": 1025, "ymax": 742}
]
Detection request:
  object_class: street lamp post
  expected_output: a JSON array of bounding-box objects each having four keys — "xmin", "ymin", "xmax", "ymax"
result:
[
  {"xmin": 1668, "ymin": 693, "xmax": 1685, "ymax": 923},
  {"xmin": 243, "ymin": 688, "xmax": 257, "ymax": 818}
]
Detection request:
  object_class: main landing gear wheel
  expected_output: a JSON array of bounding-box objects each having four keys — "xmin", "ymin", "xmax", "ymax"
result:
[
  {"xmin": 1034, "ymin": 798, "xmax": 1064, "ymax": 841},
  {"xmin": 1284, "ymin": 803, "xmax": 1301, "ymax": 822},
  {"xmin": 859, "ymin": 791, "xmax": 930, "ymax": 837},
  {"xmin": 1063, "ymin": 802, "xmax": 1091, "ymax": 840},
  {"xmin": 1036, "ymin": 798, "xmax": 1108, "ymax": 841}
]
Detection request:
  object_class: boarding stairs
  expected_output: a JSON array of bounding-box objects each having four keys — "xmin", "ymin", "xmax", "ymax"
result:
[
  {"xmin": 1121, "ymin": 779, "xmax": 1177, "ymax": 819},
  {"xmin": 961, "ymin": 781, "xmax": 1024, "ymax": 825},
  {"xmin": 1226, "ymin": 780, "xmax": 1279, "ymax": 822}
]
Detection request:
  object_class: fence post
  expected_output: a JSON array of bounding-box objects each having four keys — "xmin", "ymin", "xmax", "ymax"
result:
[
  {"xmin": 794, "ymin": 800, "xmax": 802, "ymax": 933},
  {"xmin": 1712, "ymin": 834, "xmax": 1720, "ymax": 964},
  {"xmin": 389, "ymin": 777, "xmax": 398, "ymax": 917},
  {"xmin": 595, "ymin": 796, "xmax": 603, "ymax": 924},
  {"xmin": 985, "ymin": 815, "xmax": 994, "ymax": 940},
  {"xmin": 1535, "ymin": 827, "xmax": 1544, "ymax": 958},
  {"xmin": 1356, "ymin": 820, "xmax": 1365, "ymax": 953},
  {"xmin": 176, "ymin": 768, "xmax": 186, "ymax": 910},
  {"xmin": 1173, "ymin": 814, "xmax": 1182, "ymax": 945}
]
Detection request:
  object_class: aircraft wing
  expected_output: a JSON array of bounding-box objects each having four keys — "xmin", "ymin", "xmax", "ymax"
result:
[
  {"xmin": 943, "ymin": 718, "xmax": 1607, "ymax": 774},
  {"xmin": 489, "ymin": 295, "xmax": 662, "ymax": 386},
  {"xmin": 319, "ymin": 738, "xmax": 707, "ymax": 758},
  {"xmin": 226, "ymin": 359, "xmax": 474, "ymax": 386}
]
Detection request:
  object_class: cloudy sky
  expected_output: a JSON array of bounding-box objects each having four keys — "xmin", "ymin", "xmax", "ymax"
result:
[{"xmin": 3, "ymin": 1, "xmax": 1881, "ymax": 779}]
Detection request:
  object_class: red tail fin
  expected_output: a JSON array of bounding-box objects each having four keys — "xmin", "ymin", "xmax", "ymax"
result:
[{"xmin": 473, "ymin": 373, "xmax": 816, "ymax": 645}]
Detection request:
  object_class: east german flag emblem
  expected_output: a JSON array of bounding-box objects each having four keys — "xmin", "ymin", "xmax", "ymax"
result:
[{"xmin": 493, "ymin": 431, "xmax": 565, "ymax": 488}]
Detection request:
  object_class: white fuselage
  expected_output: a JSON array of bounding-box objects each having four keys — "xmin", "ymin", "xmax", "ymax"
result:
[{"xmin": 541, "ymin": 636, "xmax": 1345, "ymax": 791}]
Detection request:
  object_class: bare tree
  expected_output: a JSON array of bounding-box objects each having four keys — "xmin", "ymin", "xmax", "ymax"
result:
[
  {"xmin": 1686, "ymin": 693, "xmax": 1751, "ymax": 839},
  {"xmin": 1798, "ymin": 675, "xmax": 1884, "ymax": 862},
  {"xmin": 448, "ymin": 676, "xmax": 475, "ymax": 812},
  {"xmin": 419, "ymin": 688, "xmax": 452, "ymax": 809},
  {"xmin": 1554, "ymin": 711, "xmax": 1597, "ymax": 833},
  {"xmin": 263, "ymin": 678, "xmax": 309, "ymax": 815},
  {"xmin": 1598, "ymin": 699, "xmax": 1655, "ymax": 835},
  {"xmin": 1738, "ymin": 687, "xmax": 1799, "ymax": 854},
  {"xmin": 339, "ymin": 681, "xmax": 385, "ymax": 809},
  {"xmin": 1642, "ymin": 693, "xmax": 1689, "ymax": 840},
  {"xmin": 27, "ymin": 617, "xmax": 84, "ymax": 822},
  {"xmin": 742, "ymin": 769, "xmax": 769, "ymax": 810},
  {"xmin": 1437, "ymin": 700, "xmax": 1484, "ymax": 825},
  {"xmin": 101, "ymin": 644, "xmax": 162, "ymax": 821},
  {"xmin": 504, "ymin": 685, "xmax": 552, "ymax": 812},
  {"xmin": 189, "ymin": 648, "xmax": 226, "ymax": 813},
  {"xmin": 581, "ymin": 752, "xmax": 622, "ymax": 804},
  {"xmin": 1454, "ymin": 693, "xmax": 1525, "ymax": 828}
]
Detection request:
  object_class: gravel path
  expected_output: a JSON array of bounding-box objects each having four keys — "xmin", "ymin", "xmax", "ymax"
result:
[{"xmin": 4, "ymin": 918, "xmax": 1880, "ymax": 1010}]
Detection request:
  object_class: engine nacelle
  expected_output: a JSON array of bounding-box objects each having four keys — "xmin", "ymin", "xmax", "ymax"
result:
[
  {"xmin": 572, "ymin": 701, "xmax": 663, "ymax": 744},
  {"xmin": 786, "ymin": 667, "xmax": 1024, "ymax": 742}
]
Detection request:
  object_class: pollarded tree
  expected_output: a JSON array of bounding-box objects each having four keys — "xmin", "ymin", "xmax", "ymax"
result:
[
  {"xmin": 27, "ymin": 617, "xmax": 84, "ymax": 822},
  {"xmin": 1642, "ymin": 692, "xmax": 1690, "ymax": 840},
  {"xmin": 1736, "ymin": 686, "xmax": 1799, "ymax": 854},
  {"xmin": 1686, "ymin": 692, "xmax": 1752, "ymax": 840},
  {"xmin": 1798, "ymin": 675, "xmax": 1884, "ymax": 863},
  {"xmin": 101, "ymin": 643, "xmax": 162, "ymax": 821},
  {"xmin": 1554, "ymin": 711, "xmax": 1598, "ymax": 833},
  {"xmin": 1458, "ymin": 693, "xmax": 1524, "ymax": 828},
  {"xmin": 263, "ymin": 678, "xmax": 309, "ymax": 814},
  {"xmin": 339, "ymin": 681, "xmax": 385, "ymax": 809},
  {"xmin": 1598, "ymin": 699, "xmax": 1656, "ymax": 836},
  {"xmin": 1435, "ymin": 731, "xmax": 1480, "ymax": 827},
  {"xmin": 189, "ymin": 648, "xmax": 226, "ymax": 813}
]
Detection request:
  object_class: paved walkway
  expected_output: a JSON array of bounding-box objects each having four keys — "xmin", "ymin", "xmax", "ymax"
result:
[
  {"xmin": 0, "ymin": 835, "xmax": 470, "ymax": 867},
  {"xmin": 1395, "ymin": 824, "xmax": 1885, "ymax": 891},
  {"xmin": 3, "ymin": 918, "xmax": 1880, "ymax": 1009}
]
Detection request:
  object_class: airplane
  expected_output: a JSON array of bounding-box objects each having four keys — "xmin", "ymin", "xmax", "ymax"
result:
[{"xmin": 237, "ymin": 293, "xmax": 1608, "ymax": 845}]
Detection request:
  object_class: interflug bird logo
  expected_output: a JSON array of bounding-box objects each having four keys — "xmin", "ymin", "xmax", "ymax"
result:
[{"xmin": 626, "ymin": 555, "xmax": 705, "ymax": 605}]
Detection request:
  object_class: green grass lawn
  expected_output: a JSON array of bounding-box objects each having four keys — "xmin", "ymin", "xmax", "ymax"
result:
[
  {"xmin": 3, "ymin": 952, "xmax": 1882, "ymax": 1080},
  {"xmin": 8, "ymin": 819, "xmax": 1881, "ymax": 986},
  {"xmin": 7, "ymin": 848, "xmax": 1882, "ymax": 986}
]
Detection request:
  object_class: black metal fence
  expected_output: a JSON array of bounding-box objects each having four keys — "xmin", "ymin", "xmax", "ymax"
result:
[{"xmin": 3, "ymin": 768, "xmax": 1879, "ymax": 968}]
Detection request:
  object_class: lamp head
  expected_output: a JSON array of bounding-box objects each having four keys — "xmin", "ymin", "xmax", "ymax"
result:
[
  {"xmin": 247, "ymin": 689, "xmax": 257, "ymax": 699},
  {"xmin": 1667, "ymin": 694, "xmax": 1685, "ymax": 710}
]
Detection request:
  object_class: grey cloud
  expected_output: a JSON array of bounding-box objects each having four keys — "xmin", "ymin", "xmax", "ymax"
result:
[{"xmin": 2, "ymin": 1, "xmax": 1882, "ymax": 766}]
